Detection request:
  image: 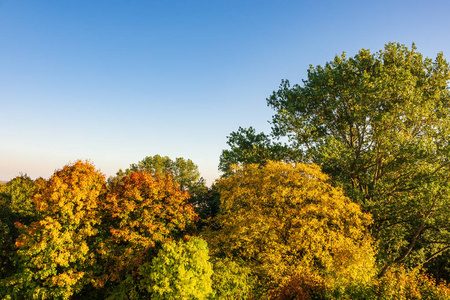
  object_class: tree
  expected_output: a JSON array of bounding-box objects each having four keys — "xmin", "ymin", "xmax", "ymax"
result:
[
  {"xmin": 267, "ymin": 42, "xmax": 450, "ymax": 276},
  {"xmin": 115, "ymin": 155, "xmax": 206, "ymax": 194},
  {"xmin": 97, "ymin": 171, "xmax": 197, "ymax": 285},
  {"xmin": 0, "ymin": 174, "xmax": 37, "ymax": 221},
  {"xmin": 374, "ymin": 266, "xmax": 450, "ymax": 300},
  {"xmin": 0, "ymin": 175, "xmax": 37, "ymax": 280},
  {"xmin": 188, "ymin": 184, "xmax": 221, "ymax": 228},
  {"xmin": 2, "ymin": 161, "xmax": 106, "ymax": 300},
  {"xmin": 209, "ymin": 257, "xmax": 256, "ymax": 300},
  {"xmin": 208, "ymin": 161, "xmax": 376, "ymax": 290},
  {"xmin": 138, "ymin": 237, "xmax": 213, "ymax": 300},
  {"xmin": 112, "ymin": 155, "xmax": 209, "ymax": 223},
  {"xmin": 219, "ymin": 127, "xmax": 298, "ymax": 177}
]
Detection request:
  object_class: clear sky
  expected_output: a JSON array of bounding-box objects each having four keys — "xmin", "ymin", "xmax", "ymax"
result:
[{"xmin": 1, "ymin": 0, "xmax": 450, "ymax": 185}]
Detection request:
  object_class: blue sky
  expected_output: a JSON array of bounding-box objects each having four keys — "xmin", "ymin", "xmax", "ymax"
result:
[{"xmin": 1, "ymin": 0, "xmax": 450, "ymax": 184}]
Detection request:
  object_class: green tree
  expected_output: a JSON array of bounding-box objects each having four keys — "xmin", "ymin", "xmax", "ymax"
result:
[
  {"xmin": 267, "ymin": 42, "xmax": 450, "ymax": 276},
  {"xmin": 0, "ymin": 174, "xmax": 36, "ymax": 220},
  {"xmin": 138, "ymin": 237, "xmax": 213, "ymax": 300},
  {"xmin": 115, "ymin": 155, "xmax": 206, "ymax": 195},
  {"xmin": 219, "ymin": 127, "xmax": 298, "ymax": 177},
  {"xmin": 0, "ymin": 175, "xmax": 37, "ymax": 280}
]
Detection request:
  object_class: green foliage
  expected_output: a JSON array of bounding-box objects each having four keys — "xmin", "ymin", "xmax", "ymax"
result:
[
  {"xmin": 0, "ymin": 217, "xmax": 15, "ymax": 280},
  {"xmin": 4, "ymin": 43, "xmax": 450, "ymax": 298},
  {"xmin": 191, "ymin": 184, "xmax": 221, "ymax": 227},
  {"xmin": 116, "ymin": 155, "xmax": 207, "ymax": 194},
  {"xmin": 0, "ymin": 174, "xmax": 36, "ymax": 220},
  {"xmin": 0, "ymin": 161, "xmax": 201, "ymax": 300},
  {"xmin": 267, "ymin": 42, "xmax": 450, "ymax": 275},
  {"xmin": 112, "ymin": 155, "xmax": 209, "ymax": 225},
  {"xmin": 219, "ymin": 127, "xmax": 298, "ymax": 177},
  {"xmin": 425, "ymin": 253, "xmax": 450, "ymax": 284},
  {"xmin": 210, "ymin": 257, "xmax": 256, "ymax": 300},
  {"xmin": 0, "ymin": 175, "xmax": 37, "ymax": 280},
  {"xmin": 104, "ymin": 275, "xmax": 143, "ymax": 300},
  {"xmin": 139, "ymin": 237, "xmax": 213, "ymax": 300}
]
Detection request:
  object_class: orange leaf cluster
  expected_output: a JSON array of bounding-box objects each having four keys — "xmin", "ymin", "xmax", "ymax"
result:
[{"xmin": 98, "ymin": 171, "xmax": 197, "ymax": 282}]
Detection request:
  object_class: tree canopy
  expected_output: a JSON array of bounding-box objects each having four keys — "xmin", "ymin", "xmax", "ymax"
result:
[
  {"xmin": 115, "ymin": 155, "xmax": 206, "ymax": 194},
  {"xmin": 209, "ymin": 161, "xmax": 376, "ymax": 289},
  {"xmin": 5, "ymin": 161, "xmax": 106, "ymax": 299},
  {"xmin": 219, "ymin": 127, "xmax": 298, "ymax": 177},
  {"xmin": 113, "ymin": 155, "xmax": 210, "ymax": 222},
  {"xmin": 1, "ymin": 162, "xmax": 198, "ymax": 300},
  {"xmin": 0, "ymin": 175, "xmax": 37, "ymax": 280},
  {"xmin": 99, "ymin": 170, "xmax": 197, "ymax": 284},
  {"xmin": 0, "ymin": 174, "xmax": 36, "ymax": 220},
  {"xmin": 3, "ymin": 42, "xmax": 450, "ymax": 299},
  {"xmin": 138, "ymin": 237, "xmax": 213, "ymax": 300},
  {"xmin": 267, "ymin": 42, "xmax": 450, "ymax": 276}
]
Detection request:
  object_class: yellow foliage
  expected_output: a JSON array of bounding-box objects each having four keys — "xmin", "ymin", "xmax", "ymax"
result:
[
  {"xmin": 375, "ymin": 266, "xmax": 450, "ymax": 300},
  {"xmin": 13, "ymin": 160, "xmax": 106, "ymax": 299},
  {"xmin": 209, "ymin": 161, "xmax": 376, "ymax": 289}
]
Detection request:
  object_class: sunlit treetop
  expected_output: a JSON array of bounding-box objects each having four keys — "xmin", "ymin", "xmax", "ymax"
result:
[
  {"xmin": 210, "ymin": 161, "xmax": 376, "ymax": 288},
  {"xmin": 98, "ymin": 170, "xmax": 197, "ymax": 283},
  {"xmin": 7, "ymin": 161, "xmax": 107, "ymax": 300}
]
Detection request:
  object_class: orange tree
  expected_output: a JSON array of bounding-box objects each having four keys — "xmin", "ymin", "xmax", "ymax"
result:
[
  {"xmin": 96, "ymin": 170, "xmax": 197, "ymax": 289},
  {"xmin": 208, "ymin": 161, "xmax": 376, "ymax": 292},
  {"xmin": 111, "ymin": 155, "xmax": 216, "ymax": 226},
  {"xmin": 2, "ymin": 161, "xmax": 106, "ymax": 300},
  {"xmin": 113, "ymin": 155, "xmax": 206, "ymax": 195}
]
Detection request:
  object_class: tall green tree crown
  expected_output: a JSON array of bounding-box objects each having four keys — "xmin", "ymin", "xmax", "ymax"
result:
[{"xmin": 267, "ymin": 42, "xmax": 450, "ymax": 276}]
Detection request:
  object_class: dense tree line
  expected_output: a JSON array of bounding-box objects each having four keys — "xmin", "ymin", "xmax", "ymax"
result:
[{"xmin": 2, "ymin": 42, "xmax": 450, "ymax": 299}]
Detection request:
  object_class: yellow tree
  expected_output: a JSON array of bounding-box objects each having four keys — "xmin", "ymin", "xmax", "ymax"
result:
[
  {"xmin": 209, "ymin": 161, "xmax": 376, "ymax": 290},
  {"xmin": 3, "ymin": 161, "xmax": 106, "ymax": 300}
]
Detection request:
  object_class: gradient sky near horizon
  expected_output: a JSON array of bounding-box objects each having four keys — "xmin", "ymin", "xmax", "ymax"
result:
[{"xmin": 2, "ymin": 0, "xmax": 450, "ymax": 185}]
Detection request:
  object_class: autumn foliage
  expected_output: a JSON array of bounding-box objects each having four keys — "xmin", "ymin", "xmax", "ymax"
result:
[
  {"xmin": 9, "ymin": 161, "xmax": 106, "ymax": 299},
  {"xmin": 1, "ymin": 153, "xmax": 450, "ymax": 299},
  {"xmin": 3, "ymin": 42, "xmax": 450, "ymax": 299},
  {"xmin": 0, "ymin": 160, "xmax": 198, "ymax": 299},
  {"xmin": 209, "ymin": 161, "xmax": 376, "ymax": 290},
  {"xmin": 268, "ymin": 272, "xmax": 326, "ymax": 300},
  {"xmin": 374, "ymin": 266, "xmax": 450, "ymax": 300},
  {"xmin": 98, "ymin": 171, "xmax": 197, "ymax": 283}
]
